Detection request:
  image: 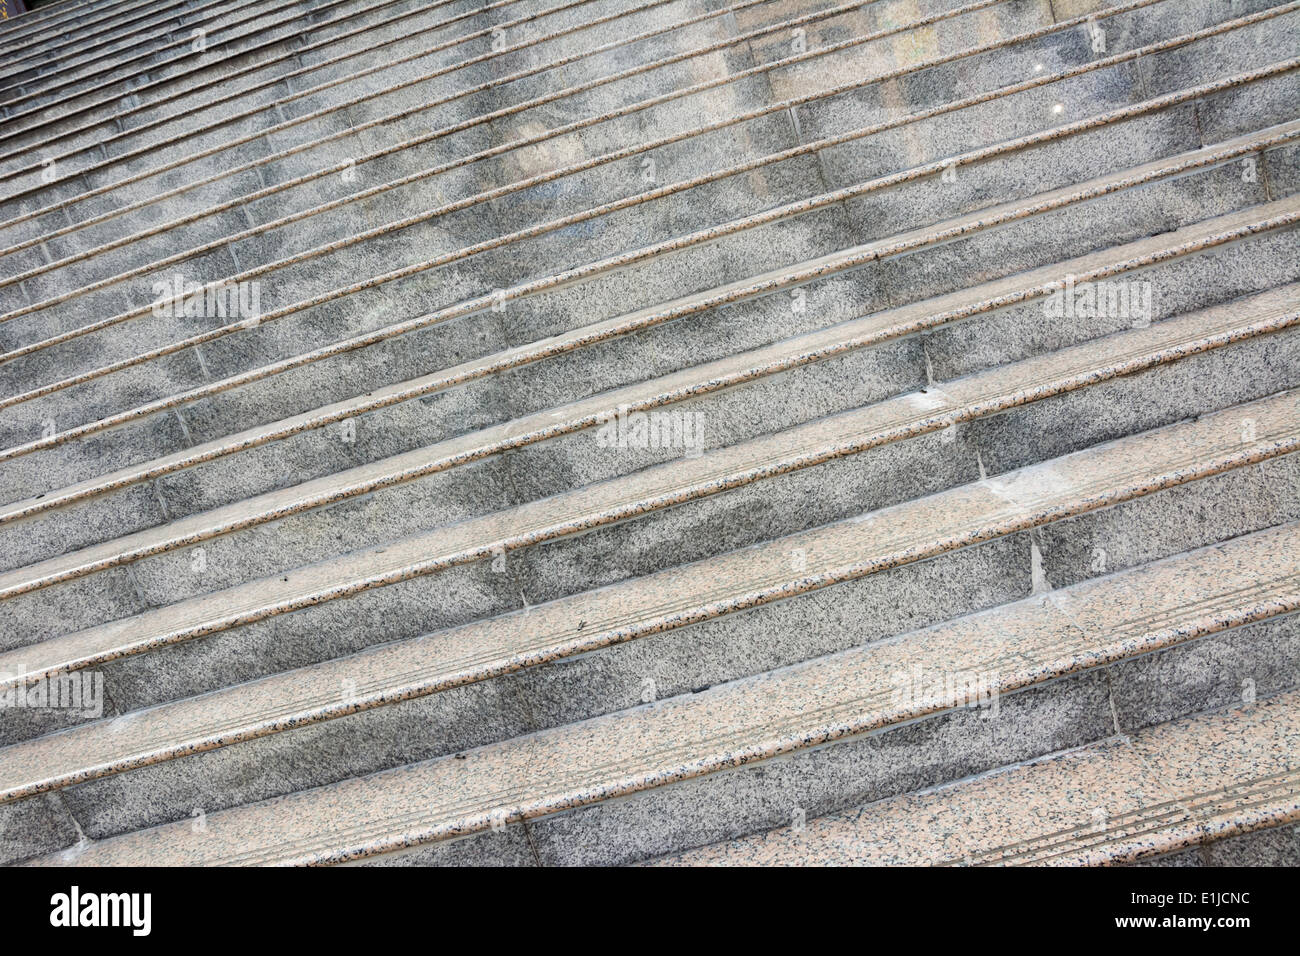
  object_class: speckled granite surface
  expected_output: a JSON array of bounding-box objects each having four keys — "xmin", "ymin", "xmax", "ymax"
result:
[
  {"xmin": 3, "ymin": 355, "xmax": 1297, "ymax": 699},
  {"xmin": 1, "ymin": 0, "xmax": 1298, "ymax": 868},
  {"xmin": 651, "ymin": 687, "xmax": 1300, "ymax": 866},
  {"xmin": 0, "ymin": 297, "xmax": 1295, "ymax": 807},
  {"xmin": 25, "ymin": 516, "xmax": 1300, "ymax": 866},
  {"xmin": 4, "ymin": 192, "xmax": 1293, "ymax": 541}
]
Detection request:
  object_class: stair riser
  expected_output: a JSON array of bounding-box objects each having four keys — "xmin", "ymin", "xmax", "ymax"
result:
[
  {"xmin": 3, "ymin": 0, "xmax": 342, "ymax": 111},
  {"xmin": 7, "ymin": 305, "xmax": 1293, "ymax": 646},
  {"xmin": 1, "ymin": 140, "xmax": 1285, "ymax": 472},
  {"xmin": 0, "ymin": 0, "xmax": 520, "ymax": 167},
  {"xmin": 2, "ymin": 220, "xmax": 1294, "ymax": 587},
  {"xmin": 0, "ymin": 787, "xmax": 77, "ymax": 869}
]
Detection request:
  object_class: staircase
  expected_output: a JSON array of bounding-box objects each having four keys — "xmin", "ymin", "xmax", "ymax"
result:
[{"xmin": 0, "ymin": 0, "xmax": 1296, "ymax": 866}]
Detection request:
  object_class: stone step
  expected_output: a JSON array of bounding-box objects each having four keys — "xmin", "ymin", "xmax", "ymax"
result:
[
  {"xmin": 650, "ymin": 682, "xmax": 1300, "ymax": 866},
  {"xmin": 8, "ymin": 3, "xmax": 1293, "ymax": 345},
  {"xmin": 18, "ymin": 516, "xmax": 1298, "ymax": 865},
  {"xmin": 1, "ymin": 197, "xmax": 1293, "ymax": 575},
  {"xmin": 1, "ymin": 125, "xmax": 1293, "ymax": 503}
]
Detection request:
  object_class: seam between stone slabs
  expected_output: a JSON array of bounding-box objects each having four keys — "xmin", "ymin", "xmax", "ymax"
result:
[
  {"xmin": 3, "ymin": 198, "xmax": 1293, "ymax": 519},
  {"xmin": 1, "ymin": 280, "xmax": 1294, "ymax": 600},
  {"xmin": 1, "ymin": 386, "xmax": 1295, "ymax": 695}
]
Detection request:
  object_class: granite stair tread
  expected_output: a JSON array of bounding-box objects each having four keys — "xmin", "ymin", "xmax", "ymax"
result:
[
  {"xmin": 22, "ymin": 519, "xmax": 1300, "ymax": 865},
  {"xmin": 651, "ymin": 685, "xmax": 1300, "ymax": 866}
]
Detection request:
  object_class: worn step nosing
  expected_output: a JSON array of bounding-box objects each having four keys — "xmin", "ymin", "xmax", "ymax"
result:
[
  {"xmin": 1, "ymin": 385, "xmax": 1295, "ymax": 702},
  {"xmin": 2, "ymin": 281, "xmax": 1294, "ymax": 601},
  {"xmin": 10, "ymin": 37, "xmax": 1295, "ymax": 324},
  {"xmin": 4, "ymin": 197, "xmax": 1293, "ymax": 524},
  {"xmin": 5, "ymin": 120, "xmax": 1294, "ymax": 455},
  {"xmin": 25, "ymin": 530, "xmax": 1300, "ymax": 866}
]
